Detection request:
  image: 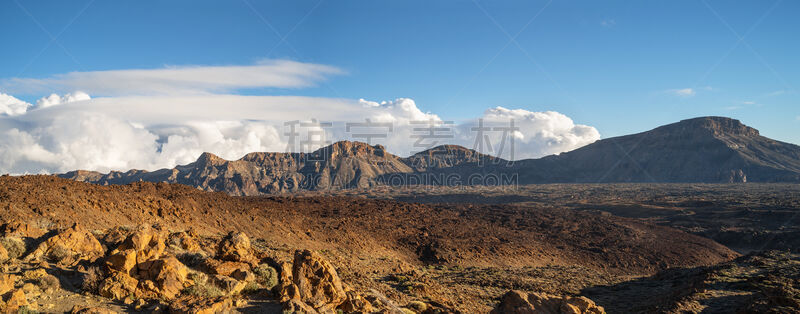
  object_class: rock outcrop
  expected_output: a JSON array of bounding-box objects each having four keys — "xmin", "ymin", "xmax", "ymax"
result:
[
  {"xmin": 278, "ymin": 250, "xmax": 373, "ymax": 313},
  {"xmin": 99, "ymin": 225, "xmax": 191, "ymax": 301},
  {"xmin": 0, "ymin": 274, "xmax": 17, "ymax": 295},
  {"xmin": 0, "ymin": 220, "xmax": 46, "ymax": 238},
  {"xmin": 25, "ymin": 223, "xmax": 104, "ymax": 265},
  {"xmin": 2, "ymin": 289, "xmax": 28, "ymax": 312},
  {"xmin": 216, "ymin": 232, "xmax": 255, "ymax": 264},
  {"xmin": 491, "ymin": 290, "xmax": 605, "ymax": 314}
]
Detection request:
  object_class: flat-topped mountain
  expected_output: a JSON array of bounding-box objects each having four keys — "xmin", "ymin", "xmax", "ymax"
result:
[
  {"xmin": 521, "ymin": 116, "xmax": 800, "ymax": 183},
  {"xmin": 60, "ymin": 117, "xmax": 800, "ymax": 194}
]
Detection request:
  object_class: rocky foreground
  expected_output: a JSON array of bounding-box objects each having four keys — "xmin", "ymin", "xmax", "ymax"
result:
[
  {"xmin": 0, "ymin": 221, "xmax": 607, "ymax": 313},
  {"xmin": 2, "ymin": 176, "xmax": 798, "ymax": 313}
]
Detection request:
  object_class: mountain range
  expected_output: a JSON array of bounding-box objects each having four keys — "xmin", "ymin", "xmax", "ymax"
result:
[{"xmin": 60, "ymin": 117, "xmax": 800, "ymax": 195}]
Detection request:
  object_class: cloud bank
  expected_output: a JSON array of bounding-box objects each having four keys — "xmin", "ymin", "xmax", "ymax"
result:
[
  {"xmin": 1, "ymin": 59, "xmax": 344, "ymax": 96},
  {"xmin": 0, "ymin": 60, "xmax": 600, "ymax": 174}
]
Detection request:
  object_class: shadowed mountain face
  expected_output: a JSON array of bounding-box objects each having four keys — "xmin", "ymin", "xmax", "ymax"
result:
[{"xmin": 60, "ymin": 117, "xmax": 800, "ymax": 194}]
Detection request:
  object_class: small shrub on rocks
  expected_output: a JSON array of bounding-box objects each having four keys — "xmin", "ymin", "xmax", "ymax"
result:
[
  {"xmin": 81, "ymin": 266, "xmax": 105, "ymax": 293},
  {"xmin": 0, "ymin": 236, "xmax": 26, "ymax": 259},
  {"xmin": 253, "ymin": 264, "xmax": 278, "ymax": 289},
  {"xmin": 36, "ymin": 274, "xmax": 61, "ymax": 293}
]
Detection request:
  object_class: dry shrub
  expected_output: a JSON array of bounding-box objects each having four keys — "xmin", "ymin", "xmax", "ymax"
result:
[
  {"xmin": 183, "ymin": 271, "xmax": 223, "ymax": 298},
  {"xmin": 0, "ymin": 236, "xmax": 26, "ymax": 259},
  {"xmin": 82, "ymin": 266, "xmax": 105, "ymax": 293},
  {"xmin": 36, "ymin": 274, "xmax": 61, "ymax": 293}
]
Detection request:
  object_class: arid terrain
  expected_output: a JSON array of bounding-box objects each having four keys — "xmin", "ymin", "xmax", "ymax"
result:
[
  {"xmin": 0, "ymin": 175, "xmax": 797, "ymax": 313},
  {"xmin": 326, "ymin": 183, "xmax": 800, "ymax": 254}
]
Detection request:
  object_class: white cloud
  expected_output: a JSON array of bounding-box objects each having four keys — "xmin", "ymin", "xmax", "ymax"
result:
[
  {"xmin": 0, "ymin": 93, "xmax": 32, "ymax": 116},
  {"xmin": 36, "ymin": 91, "xmax": 91, "ymax": 108},
  {"xmin": 601, "ymin": 19, "xmax": 616, "ymax": 27},
  {"xmin": 0, "ymin": 94, "xmax": 600, "ymax": 174},
  {"xmin": 1, "ymin": 59, "xmax": 344, "ymax": 96},
  {"xmin": 766, "ymin": 90, "xmax": 786, "ymax": 97},
  {"xmin": 671, "ymin": 88, "xmax": 695, "ymax": 97},
  {"xmin": 462, "ymin": 107, "xmax": 600, "ymax": 159},
  {"xmin": 742, "ymin": 101, "xmax": 756, "ymax": 105}
]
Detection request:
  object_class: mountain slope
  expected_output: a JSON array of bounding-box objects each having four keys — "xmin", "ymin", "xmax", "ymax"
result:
[
  {"xmin": 520, "ymin": 117, "xmax": 800, "ymax": 183},
  {"xmin": 60, "ymin": 117, "xmax": 800, "ymax": 194}
]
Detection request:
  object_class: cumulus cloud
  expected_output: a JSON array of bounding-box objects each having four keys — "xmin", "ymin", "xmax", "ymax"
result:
[
  {"xmin": 467, "ymin": 107, "xmax": 600, "ymax": 159},
  {"xmin": 36, "ymin": 91, "xmax": 91, "ymax": 108},
  {"xmin": 0, "ymin": 93, "xmax": 32, "ymax": 116},
  {"xmin": 0, "ymin": 94, "xmax": 600, "ymax": 174},
  {"xmin": 1, "ymin": 59, "xmax": 344, "ymax": 96}
]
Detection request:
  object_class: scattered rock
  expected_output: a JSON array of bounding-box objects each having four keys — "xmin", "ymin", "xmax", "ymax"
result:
[
  {"xmin": 128, "ymin": 256, "xmax": 190, "ymax": 300},
  {"xmin": 0, "ymin": 244, "xmax": 8, "ymax": 263},
  {"xmin": 0, "ymin": 220, "xmax": 46, "ymax": 238},
  {"xmin": 25, "ymin": 223, "xmax": 104, "ymax": 265},
  {"xmin": 101, "ymin": 227, "xmax": 130, "ymax": 249},
  {"xmin": 491, "ymin": 290, "xmax": 605, "ymax": 314},
  {"xmin": 106, "ymin": 249, "xmax": 137, "ymax": 274},
  {"xmin": 0, "ymin": 273, "xmax": 17, "ymax": 295},
  {"xmin": 203, "ymin": 259, "xmax": 250, "ymax": 277},
  {"xmin": 210, "ymin": 275, "xmax": 246, "ymax": 296},
  {"xmin": 169, "ymin": 231, "xmax": 201, "ymax": 252},
  {"xmin": 98, "ymin": 271, "xmax": 138, "ymax": 300},
  {"xmin": 21, "ymin": 282, "xmax": 40, "ymax": 298},
  {"xmin": 216, "ymin": 232, "xmax": 254, "ymax": 264},
  {"xmin": 71, "ymin": 305, "xmax": 118, "ymax": 314},
  {"xmin": 3, "ymin": 289, "xmax": 28, "ymax": 312},
  {"xmin": 340, "ymin": 290, "xmax": 374, "ymax": 313},
  {"xmin": 146, "ymin": 256, "xmax": 190, "ymax": 300},
  {"xmin": 115, "ymin": 225, "xmax": 168, "ymax": 263},
  {"xmin": 230, "ymin": 268, "xmax": 254, "ymax": 282},
  {"xmin": 169, "ymin": 296, "xmax": 233, "ymax": 314}
]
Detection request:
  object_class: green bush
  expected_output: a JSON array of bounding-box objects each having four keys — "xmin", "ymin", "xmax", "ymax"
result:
[
  {"xmin": 17, "ymin": 306, "xmax": 39, "ymax": 314},
  {"xmin": 406, "ymin": 301, "xmax": 428, "ymax": 312},
  {"xmin": 253, "ymin": 264, "xmax": 278, "ymax": 289},
  {"xmin": 182, "ymin": 272, "xmax": 223, "ymax": 298}
]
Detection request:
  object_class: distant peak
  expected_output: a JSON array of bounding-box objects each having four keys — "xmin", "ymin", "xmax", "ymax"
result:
[
  {"xmin": 196, "ymin": 152, "xmax": 226, "ymax": 165},
  {"xmin": 670, "ymin": 116, "xmax": 759, "ymax": 137},
  {"xmin": 413, "ymin": 144, "xmax": 480, "ymax": 156},
  {"xmin": 311, "ymin": 140, "xmax": 392, "ymax": 158}
]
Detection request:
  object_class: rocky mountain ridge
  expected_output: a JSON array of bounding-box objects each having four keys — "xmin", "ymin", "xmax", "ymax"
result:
[{"xmin": 60, "ymin": 117, "xmax": 800, "ymax": 195}]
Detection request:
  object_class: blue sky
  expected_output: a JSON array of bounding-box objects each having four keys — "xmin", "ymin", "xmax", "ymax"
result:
[{"xmin": 0, "ymin": 0, "xmax": 798, "ymax": 173}]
